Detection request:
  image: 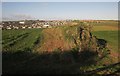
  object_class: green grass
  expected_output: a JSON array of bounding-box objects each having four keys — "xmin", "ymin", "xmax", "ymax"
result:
[
  {"xmin": 2, "ymin": 29, "xmax": 43, "ymax": 52},
  {"xmin": 92, "ymin": 31, "xmax": 119, "ymax": 52}
]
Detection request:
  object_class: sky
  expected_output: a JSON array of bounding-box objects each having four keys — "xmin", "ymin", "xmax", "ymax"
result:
[
  {"xmin": 2, "ymin": 2, "xmax": 118, "ymax": 21},
  {"xmin": 2, "ymin": 0, "xmax": 120, "ymax": 2}
]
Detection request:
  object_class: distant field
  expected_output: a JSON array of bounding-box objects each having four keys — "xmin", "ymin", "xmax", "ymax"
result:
[
  {"xmin": 90, "ymin": 21, "xmax": 118, "ymax": 26},
  {"xmin": 92, "ymin": 25, "xmax": 118, "ymax": 31},
  {"xmin": 91, "ymin": 21, "xmax": 118, "ymax": 31}
]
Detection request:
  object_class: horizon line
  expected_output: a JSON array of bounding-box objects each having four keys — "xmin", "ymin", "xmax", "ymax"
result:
[{"xmin": 2, "ymin": 19, "xmax": 118, "ymax": 21}]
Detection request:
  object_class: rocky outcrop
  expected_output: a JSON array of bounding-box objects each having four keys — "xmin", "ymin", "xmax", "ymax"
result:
[{"xmin": 73, "ymin": 24, "xmax": 110, "ymax": 58}]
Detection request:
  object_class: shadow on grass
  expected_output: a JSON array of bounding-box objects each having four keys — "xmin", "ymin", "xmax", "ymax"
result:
[
  {"xmin": 85, "ymin": 62, "xmax": 120, "ymax": 76},
  {"xmin": 97, "ymin": 39, "xmax": 107, "ymax": 48},
  {"xmin": 2, "ymin": 48, "xmax": 97, "ymax": 75},
  {"xmin": 2, "ymin": 47, "xmax": 119, "ymax": 75}
]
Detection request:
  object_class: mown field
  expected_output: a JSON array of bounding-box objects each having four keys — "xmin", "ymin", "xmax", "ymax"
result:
[{"xmin": 2, "ymin": 21, "xmax": 120, "ymax": 75}]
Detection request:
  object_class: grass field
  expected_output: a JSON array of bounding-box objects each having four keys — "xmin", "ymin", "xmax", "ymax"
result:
[
  {"xmin": 92, "ymin": 31, "xmax": 119, "ymax": 63},
  {"xmin": 2, "ymin": 29, "xmax": 43, "ymax": 52},
  {"xmin": 91, "ymin": 21, "xmax": 119, "ymax": 63},
  {"xmin": 92, "ymin": 31, "xmax": 118, "ymax": 51},
  {"xmin": 2, "ymin": 21, "xmax": 120, "ymax": 75}
]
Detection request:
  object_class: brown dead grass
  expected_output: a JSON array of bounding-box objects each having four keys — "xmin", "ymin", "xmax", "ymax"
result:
[
  {"xmin": 36, "ymin": 28, "xmax": 75, "ymax": 52},
  {"xmin": 93, "ymin": 25, "xmax": 118, "ymax": 31}
]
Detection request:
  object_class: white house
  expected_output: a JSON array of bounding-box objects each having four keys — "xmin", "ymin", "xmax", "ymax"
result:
[
  {"xmin": 28, "ymin": 27, "xmax": 32, "ymax": 29},
  {"xmin": 7, "ymin": 27, "xmax": 11, "ymax": 29},
  {"xmin": 43, "ymin": 25, "xmax": 50, "ymax": 28},
  {"xmin": 22, "ymin": 26, "xmax": 26, "ymax": 29},
  {"xmin": 0, "ymin": 25, "xmax": 2, "ymax": 29},
  {"xmin": 37, "ymin": 26, "xmax": 42, "ymax": 28},
  {"xmin": 19, "ymin": 21, "xmax": 25, "ymax": 24},
  {"xmin": 13, "ymin": 26, "xmax": 19, "ymax": 29}
]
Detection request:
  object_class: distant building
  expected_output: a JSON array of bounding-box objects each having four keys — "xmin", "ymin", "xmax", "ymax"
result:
[
  {"xmin": 13, "ymin": 26, "xmax": 19, "ymax": 29},
  {"xmin": 7, "ymin": 27, "xmax": 11, "ymax": 29},
  {"xmin": 22, "ymin": 26, "xmax": 26, "ymax": 29},
  {"xmin": 36, "ymin": 26, "xmax": 42, "ymax": 28},
  {"xmin": 43, "ymin": 25, "xmax": 50, "ymax": 28},
  {"xmin": 28, "ymin": 27, "xmax": 32, "ymax": 29},
  {"xmin": 19, "ymin": 21, "xmax": 25, "ymax": 24},
  {"xmin": 0, "ymin": 25, "xmax": 2, "ymax": 29}
]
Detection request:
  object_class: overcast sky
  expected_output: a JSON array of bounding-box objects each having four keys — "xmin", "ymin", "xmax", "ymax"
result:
[{"xmin": 2, "ymin": 2, "xmax": 118, "ymax": 21}]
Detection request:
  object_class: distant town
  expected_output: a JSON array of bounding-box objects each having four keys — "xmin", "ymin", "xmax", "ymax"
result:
[
  {"xmin": 0, "ymin": 20, "xmax": 74, "ymax": 30},
  {"xmin": 0, "ymin": 20, "xmax": 117, "ymax": 30}
]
